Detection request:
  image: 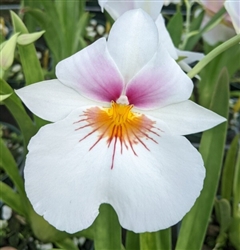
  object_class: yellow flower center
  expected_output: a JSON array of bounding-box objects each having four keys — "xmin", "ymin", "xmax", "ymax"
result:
[{"xmin": 75, "ymin": 101, "xmax": 159, "ymax": 169}]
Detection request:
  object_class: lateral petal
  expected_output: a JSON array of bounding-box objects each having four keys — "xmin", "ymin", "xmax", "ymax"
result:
[
  {"xmin": 139, "ymin": 100, "xmax": 226, "ymax": 135},
  {"xmin": 56, "ymin": 38, "xmax": 124, "ymax": 103},
  {"xmin": 126, "ymin": 45, "xmax": 193, "ymax": 109},
  {"xmin": 15, "ymin": 79, "xmax": 103, "ymax": 122}
]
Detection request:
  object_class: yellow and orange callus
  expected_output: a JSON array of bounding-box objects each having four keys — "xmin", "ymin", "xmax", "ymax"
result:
[{"xmin": 75, "ymin": 101, "xmax": 160, "ymax": 169}]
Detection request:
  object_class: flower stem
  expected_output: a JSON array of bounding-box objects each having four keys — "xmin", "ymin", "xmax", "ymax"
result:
[
  {"xmin": 180, "ymin": 0, "xmax": 193, "ymax": 50},
  {"xmin": 187, "ymin": 33, "xmax": 240, "ymax": 79}
]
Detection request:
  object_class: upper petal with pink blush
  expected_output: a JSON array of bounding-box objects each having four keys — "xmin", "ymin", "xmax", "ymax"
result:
[
  {"xmin": 126, "ymin": 44, "xmax": 193, "ymax": 109},
  {"xmin": 56, "ymin": 38, "xmax": 124, "ymax": 103}
]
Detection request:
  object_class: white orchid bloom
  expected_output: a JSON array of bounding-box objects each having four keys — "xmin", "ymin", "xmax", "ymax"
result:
[
  {"xmin": 224, "ymin": 0, "xmax": 240, "ymax": 34},
  {"xmin": 16, "ymin": 9, "xmax": 225, "ymax": 233},
  {"xmin": 99, "ymin": 0, "xmax": 204, "ymax": 72},
  {"xmin": 99, "ymin": 0, "xmax": 164, "ymax": 20},
  {"xmin": 199, "ymin": 0, "xmax": 236, "ymax": 45}
]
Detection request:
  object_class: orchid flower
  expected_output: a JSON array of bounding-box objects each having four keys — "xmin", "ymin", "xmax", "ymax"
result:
[
  {"xmin": 224, "ymin": 0, "xmax": 240, "ymax": 34},
  {"xmin": 16, "ymin": 9, "xmax": 225, "ymax": 233},
  {"xmin": 199, "ymin": 0, "xmax": 236, "ymax": 45},
  {"xmin": 98, "ymin": 0, "xmax": 204, "ymax": 72}
]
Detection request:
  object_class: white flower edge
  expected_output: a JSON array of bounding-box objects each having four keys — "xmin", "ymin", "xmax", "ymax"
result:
[
  {"xmin": 139, "ymin": 100, "xmax": 226, "ymax": 135},
  {"xmin": 25, "ymin": 106, "xmax": 205, "ymax": 233},
  {"xmin": 224, "ymin": 0, "xmax": 240, "ymax": 34}
]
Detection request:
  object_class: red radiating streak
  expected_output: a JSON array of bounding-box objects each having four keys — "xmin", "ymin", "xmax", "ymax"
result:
[{"xmin": 74, "ymin": 105, "xmax": 161, "ymax": 169}]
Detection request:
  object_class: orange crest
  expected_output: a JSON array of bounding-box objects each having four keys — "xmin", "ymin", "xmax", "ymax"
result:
[{"xmin": 75, "ymin": 102, "xmax": 160, "ymax": 169}]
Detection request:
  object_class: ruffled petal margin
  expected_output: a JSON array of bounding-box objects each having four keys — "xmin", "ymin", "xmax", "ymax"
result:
[{"xmin": 110, "ymin": 131, "xmax": 205, "ymax": 232}]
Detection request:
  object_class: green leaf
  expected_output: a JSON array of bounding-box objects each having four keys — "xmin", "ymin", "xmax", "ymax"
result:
[
  {"xmin": 198, "ymin": 42, "xmax": 240, "ymax": 108},
  {"xmin": 0, "ymin": 33, "xmax": 19, "ymax": 70},
  {"xmin": 23, "ymin": 7, "xmax": 62, "ymax": 65},
  {"xmin": 167, "ymin": 11, "xmax": 183, "ymax": 47},
  {"xmin": 214, "ymin": 199, "xmax": 231, "ymax": 249},
  {"xmin": 231, "ymin": 91, "xmax": 240, "ymax": 97},
  {"xmin": 233, "ymin": 140, "xmax": 240, "ymax": 218},
  {"xmin": 176, "ymin": 68, "xmax": 229, "ymax": 250},
  {"xmin": 0, "ymin": 182, "xmax": 26, "ymax": 216},
  {"xmin": 72, "ymin": 12, "xmax": 89, "ymax": 54},
  {"xmin": 72, "ymin": 226, "xmax": 94, "ymax": 240},
  {"xmin": 17, "ymin": 30, "xmax": 45, "ymax": 45},
  {"xmin": 140, "ymin": 229, "xmax": 171, "ymax": 250},
  {"xmin": 126, "ymin": 231, "xmax": 140, "ymax": 250},
  {"xmin": 188, "ymin": 33, "xmax": 240, "ymax": 80},
  {"xmin": 24, "ymin": 0, "xmax": 87, "ymax": 66},
  {"xmin": 184, "ymin": 7, "xmax": 226, "ymax": 51},
  {"xmin": 214, "ymin": 199, "xmax": 231, "ymax": 234},
  {"xmin": 10, "ymin": 11, "xmax": 44, "ymax": 85},
  {"xmin": 28, "ymin": 208, "xmax": 69, "ymax": 243},
  {"xmin": 229, "ymin": 218, "xmax": 240, "ymax": 250},
  {"xmin": 0, "ymin": 93, "xmax": 12, "ymax": 101},
  {"xmin": 55, "ymin": 238, "xmax": 79, "ymax": 250},
  {"xmin": 0, "ymin": 79, "xmax": 37, "ymax": 151},
  {"xmin": 94, "ymin": 204, "xmax": 122, "ymax": 250},
  {"xmin": 189, "ymin": 9, "xmax": 204, "ymax": 35},
  {"xmin": 0, "ymin": 138, "xmax": 25, "ymax": 196},
  {"xmin": 221, "ymin": 134, "xmax": 240, "ymax": 200}
]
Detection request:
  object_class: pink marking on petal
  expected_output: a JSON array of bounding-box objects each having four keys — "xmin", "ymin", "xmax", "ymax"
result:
[
  {"xmin": 126, "ymin": 73, "xmax": 171, "ymax": 109},
  {"xmin": 56, "ymin": 38, "xmax": 124, "ymax": 103}
]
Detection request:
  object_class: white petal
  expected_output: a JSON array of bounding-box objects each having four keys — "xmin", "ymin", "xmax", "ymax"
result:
[
  {"xmin": 224, "ymin": 0, "xmax": 240, "ymax": 34},
  {"xmin": 155, "ymin": 14, "xmax": 178, "ymax": 60},
  {"xmin": 98, "ymin": 0, "xmax": 135, "ymax": 20},
  {"xmin": 177, "ymin": 61, "xmax": 201, "ymax": 80},
  {"xmin": 201, "ymin": 14, "xmax": 235, "ymax": 45},
  {"xmin": 126, "ymin": 45, "xmax": 193, "ymax": 109},
  {"xmin": 56, "ymin": 38, "xmax": 124, "ymax": 103},
  {"xmin": 176, "ymin": 49, "xmax": 204, "ymax": 64},
  {"xmin": 107, "ymin": 9, "xmax": 159, "ymax": 83},
  {"xmin": 108, "ymin": 128, "xmax": 205, "ymax": 232},
  {"xmin": 15, "ymin": 79, "xmax": 102, "ymax": 122},
  {"xmin": 134, "ymin": 1, "xmax": 163, "ymax": 20},
  {"xmin": 24, "ymin": 107, "xmax": 112, "ymax": 233},
  {"xmin": 25, "ymin": 105, "xmax": 205, "ymax": 233},
  {"xmin": 177, "ymin": 60, "xmax": 192, "ymax": 73},
  {"xmin": 139, "ymin": 100, "xmax": 226, "ymax": 135},
  {"xmin": 98, "ymin": 1, "xmax": 163, "ymax": 21}
]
